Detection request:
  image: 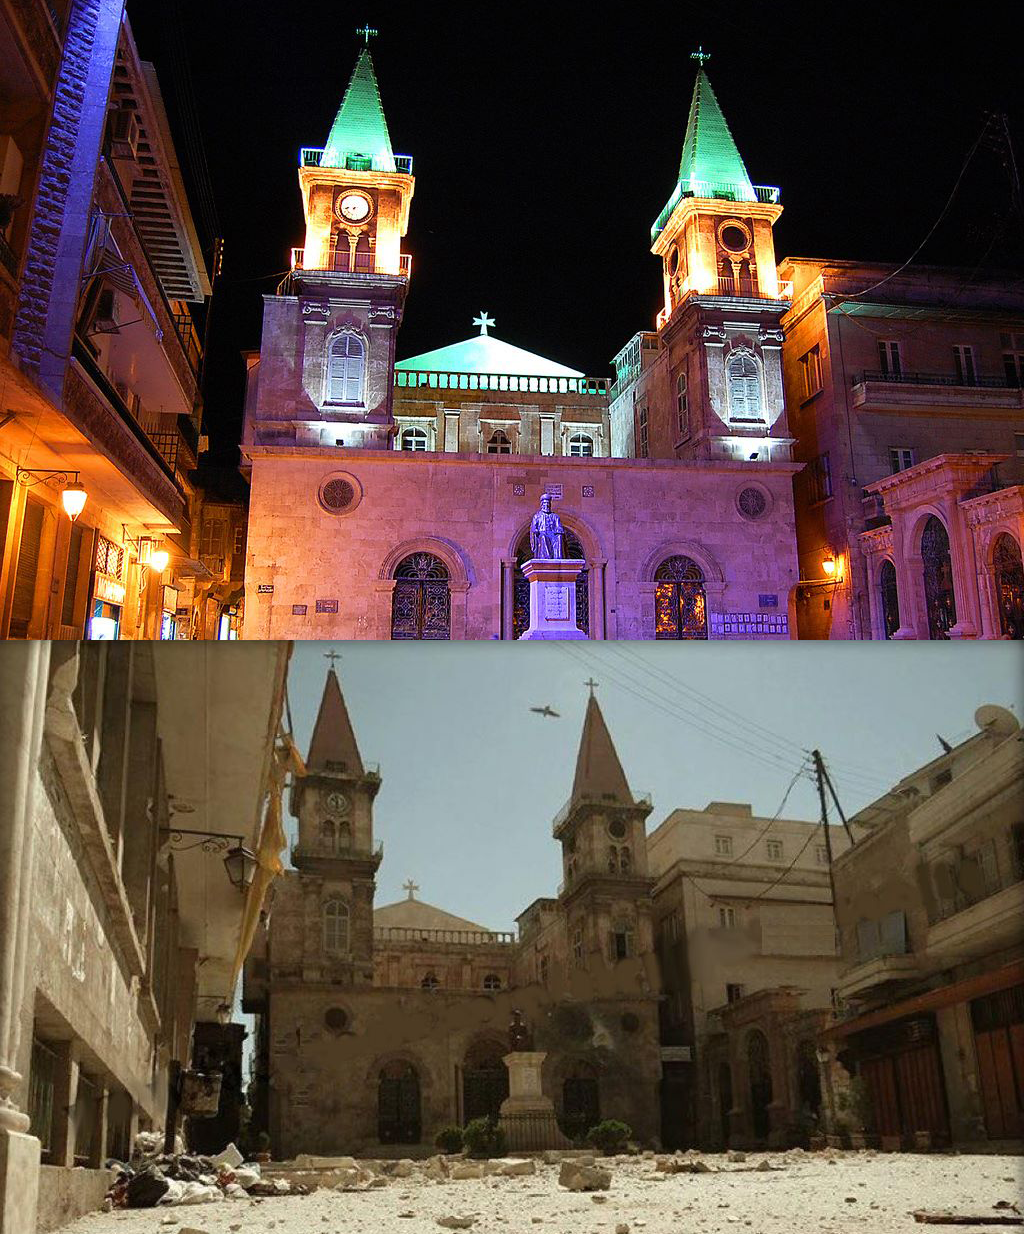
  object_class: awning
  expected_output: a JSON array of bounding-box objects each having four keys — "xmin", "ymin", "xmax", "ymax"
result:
[{"xmin": 824, "ymin": 960, "xmax": 1024, "ymax": 1040}]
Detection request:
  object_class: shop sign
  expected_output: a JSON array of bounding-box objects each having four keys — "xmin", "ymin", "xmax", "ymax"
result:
[{"xmin": 94, "ymin": 574, "xmax": 126, "ymax": 605}]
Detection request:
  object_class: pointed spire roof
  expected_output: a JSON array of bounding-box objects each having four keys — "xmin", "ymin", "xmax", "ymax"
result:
[
  {"xmin": 322, "ymin": 48, "xmax": 396, "ymax": 172},
  {"xmin": 306, "ymin": 669, "xmax": 365, "ymax": 776},
  {"xmin": 676, "ymin": 67, "xmax": 754, "ymax": 200},
  {"xmin": 570, "ymin": 695, "xmax": 633, "ymax": 810}
]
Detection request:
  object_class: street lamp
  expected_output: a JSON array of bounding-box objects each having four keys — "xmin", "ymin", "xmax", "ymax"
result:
[
  {"xmin": 150, "ymin": 548, "xmax": 170, "ymax": 574},
  {"xmin": 16, "ymin": 468, "xmax": 88, "ymax": 521},
  {"xmin": 162, "ymin": 829, "xmax": 256, "ymax": 892},
  {"xmin": 223, "ymin": 844, "xmax": 258, "ymax": 891}
]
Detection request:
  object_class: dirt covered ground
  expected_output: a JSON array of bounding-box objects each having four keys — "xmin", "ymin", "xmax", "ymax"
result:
[{"xmin": 63, "ymin": 1149, "xmax": 1024, "ymax": 1234}]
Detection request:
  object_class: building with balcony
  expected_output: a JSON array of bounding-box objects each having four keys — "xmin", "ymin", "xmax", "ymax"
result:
[
  {"xmin": 826, "ymin": 704, "xmax": 1024, "ymax": 1148},
  {"xmin": 239, "ymin": 45, "xmax": 800, "ymax": 641},
  {"xmin": 646, "ymin": 801, "xmax": 859, "ymax": 1149},
  {"xmin": 779, "ymin": 259, "xmax": 1024, "ymax": 640},
  {"xmin": 243, "ymin": 669, "xmax": 664, "ymax": 1157},
  {"xmin": 0, "ymin": 6, "xmax": 211, "ymax": 641},
  {"xmin": 0, "ymin": 640, "xmax": 289, "ymax": 1234}
]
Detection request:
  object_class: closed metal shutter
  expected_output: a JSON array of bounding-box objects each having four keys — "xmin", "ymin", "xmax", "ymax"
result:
[{"xmin": 9, "ymin": 497, "xmax": 44, "ymax": 638}]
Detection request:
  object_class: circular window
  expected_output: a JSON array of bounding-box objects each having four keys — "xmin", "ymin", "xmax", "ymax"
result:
[
  {"xmin": 737, "ymin": 486, "xmax": 770, "ymax": 520},
  {"xmin": 317, "ymin": 473, "xmax": 361, "ymax": 515},
  {"xmin": 324, "ymin": 1006, "xmax": 349, "ymax": 1033},
  {"xmin": 608, "ymin": 819, "xmax": 626, "ymax": 840},
  {"xmin": 668, "ymin": 246, "xmax": 680, "ymax": 276},
  {"xmin": 719, "ymin": 222, "xmax": 750, "ymax": 254},
  {"xmin": 621, "ymin": 1012, "xmax": 640, "ymax": 1034}
]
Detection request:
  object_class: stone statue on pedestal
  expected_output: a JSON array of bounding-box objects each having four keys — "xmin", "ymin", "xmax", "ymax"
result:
[
  {"xmin": 529, "ymin": 494, "xmax": 565, "ymax": 560},
  {"xmin": 508, "ymin": 1008, "xmax": 534, "ymax": 1052}
]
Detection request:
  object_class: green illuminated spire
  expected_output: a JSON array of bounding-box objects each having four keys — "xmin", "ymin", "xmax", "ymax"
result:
[
  {"xmin": 676, "ymin": 57, "xmax": 754, "ymax": 200},
  {"xmin": 322, "ymin": 46, "xmax": 396, "ymax": 172}
]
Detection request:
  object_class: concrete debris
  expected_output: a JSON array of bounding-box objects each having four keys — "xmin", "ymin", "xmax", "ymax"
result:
[
  {"xmin": 558, "ymin": 1162, "xmax": 612, "ymax": 1192},
  {"xmin": 436, "ymin": 1217, "xmax": 476, "ymax": 1229},
  {"xmin": 728, "ymin": 1151, "xmax": 747, "ymax": 1163},
  {"xmin": 107, "ymin": 1147, "xmax": 307, "ymax": 1209},
  {"xmin": 211, "ymin": 1144, "xmax": 244, "ymax": 1170},
  {"xmin": 450, "ymin": 1163, "xmax": 485, "ymax": 1180}
]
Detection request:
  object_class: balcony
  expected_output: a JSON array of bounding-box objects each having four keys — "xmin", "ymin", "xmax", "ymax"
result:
[
  {"xmin": 656, "ymin": 277, "xmax": 794, "ymax": 329},
  {"xmin": 651, "ymin": 181, "xmax": 782, "ymax": 240},
  {"xmin": 851, "ymin": 370, "xmax": 1024, "ymax": 412},
  {"xmin": 551, "ymin": 790, "xmax": 652, "ymax": 833},
  {"xmin": 373, "ymin": 926, "xmax": 516, "ymax": 946},
  {"xmin": 290, "ymin": 841, "xmax": 383, "ymax": 866},
  {"xmin": 0, "ymin": 232, "xmax": 18, "ymax": 279},
  {"xmin": 300, "ymin": 148, "xmax": 414, "ymax": 175},
  {"xmin": 835, "ymin": 953, "xmax": 921, "ymax": 1000},
  {"xmin": 277, "ymin": 248, "xmax": 411, "ymax": 295},
  {"xmin": 395, "ymin": 370, "xmax": 609, "ymax": 397},
  {"xmin": 927, "ymin": 872, "xmax": 1024, "ymax": 960}
]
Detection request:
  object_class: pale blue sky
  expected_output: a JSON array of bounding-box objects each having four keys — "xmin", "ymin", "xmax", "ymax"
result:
[{"xmin": 285, "ymin": 643, "xmax": 1022, "ymax": 933}]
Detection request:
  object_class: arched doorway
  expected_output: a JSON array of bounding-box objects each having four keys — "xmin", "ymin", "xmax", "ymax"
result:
[
  {"xmin": 391, "ymin": 552, "xmax": 451, "ymax": 640},
  {"xmin": 993, "ymin": 534, "xmax": 1024, "ymax": 638},
  {"xmin": 796, "ymin": 1039, "xmax": 822, "ymax": 1117},
  {"xmin": 747, "ymin": 1031, "xmax": 773, "ymax": 1142},
  {"xmin": 921, "ymin": 516, "xmax": 956, "ymax": 639},
  {"xmin": 462, "ymin": 1040, "xmax": 509, "ymax": 1124},
  {"xmin": 562, "ymin": 1060, "xmax": 600, "ymax": 1140},
  {"xmin": 513, "ymin": 528, "xmax": 588, "ymax": 640},
  {"xmin": 654, "ymin": 556, "xmax": 708, "ymax": 639},
  {"xmin": 378, "ymin": 1060, "xmax": 421, "ymax": 1144},
  {"xmin": 880, "ymin": 559, "xmax": 900, "ymax": 639},
  {"xmin": 717, "ymin": 1061, "xmax": 734, "ymax": 1148}
]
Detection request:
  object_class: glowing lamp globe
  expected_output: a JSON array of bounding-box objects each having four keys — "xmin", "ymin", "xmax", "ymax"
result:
[
  {"xmin": 61, "ymin": 483, "xmax": 88, "ymax": 522},
  {"xmin": 150, "ymin": 548, "xmax": 170, "ymax": 573},
  {"xmin": 822, "ymin": 554, "xmax": 837, "ymax": 578}
]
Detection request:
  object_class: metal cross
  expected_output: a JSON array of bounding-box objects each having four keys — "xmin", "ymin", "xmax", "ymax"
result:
[
  {"xmin": 403, "ymin": 879, "xmax": 419, "ymax": 900},
  {"xmin": 690, "ymin": 46, "xmax": 711, "ymax": 68},
  {"xmin": 473, "ymin": 311, "xmax": 495, "ymax": 336},
  {"xmin": 324, "ymin": 649, "xmax": 341, "ymax": 669},
  {"xmin": 356, "ymin": 24, "xmax": 378, "ymax": 45},
  {"xmin": 584, "ymin": 677, "xmax": 599, "ymax": 696}
]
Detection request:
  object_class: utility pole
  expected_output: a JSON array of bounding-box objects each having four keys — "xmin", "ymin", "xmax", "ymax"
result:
[{"xmin": 812, "ymin": 749, "xmax": 837, "ymax": 911}]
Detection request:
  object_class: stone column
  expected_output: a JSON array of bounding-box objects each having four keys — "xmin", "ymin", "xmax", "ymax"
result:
[
  {"xmin": 935, "ymin": 1003, "xmax": 987, "ymax": 1146},
  {"xmin": 48, "ymin": 1042, "xmax": 80, "ymax": 1167},
  {"xmin": 0, "ymin": 642, "xmax": 51, "ymax": 1234},
  {"xmin": 89, "ymin": 1083, "xmax": 110, "ymax": 1169},
  {"xmin": 943, "ymin": 496, "xmax": 979, "ymax": 639}
]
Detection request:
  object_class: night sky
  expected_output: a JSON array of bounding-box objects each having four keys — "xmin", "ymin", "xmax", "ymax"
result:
[{"xmin": 125, "ymin": 2, "xmax": 1024, "ymax": 466}]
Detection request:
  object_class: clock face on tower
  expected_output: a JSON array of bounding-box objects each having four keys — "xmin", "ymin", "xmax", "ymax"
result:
[
  {"xmin": 337, "ymin": 192, "xmax": 372, "ymax": 223},
  {"xmin": 323, "ymin": 789, "xmax": 350, "ymax": 814}
]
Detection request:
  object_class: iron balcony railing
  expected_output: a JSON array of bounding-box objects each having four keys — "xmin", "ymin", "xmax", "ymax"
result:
[
  {"xmin": 290, "ymin": 840, "xmax": 384, "ymax": 864},
  {"xmin": 656, "ymin": 277, "xmax": 794, "ymax": 328},
  {"xmin": 373, "ymin": 926, "xmax": 516, "ymax": 946},
  {"xmin": 395, "ymin": 370, "xmax": 609, "ymax": 396},
  {"xmin": 929, "ymin": 863, "xmax": 1023, "ymax": 926},
  {"xmin": 289, "ymin": 247, "xmax": 412, "ymax": 277},
  {"xmin": 551, "ymin": 790, "xmax": 652, "ymax": 831},
  {"xmin": 300, "ymin": 148, "xmax": 414, "ymax": 175},
  {"xmin": 652, "ymin": 180, "xmax": 781, "ymax": 240},
  {"xmin": 854, "ymin": 370, "xmax": 1014, "ymax": 390},
  {"xmin": 172, "ymin": 311, "xmax": 201, "ymax": 374}
]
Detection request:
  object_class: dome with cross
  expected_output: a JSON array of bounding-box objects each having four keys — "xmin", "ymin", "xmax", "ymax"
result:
[
  {"xmin": 395, "ymin": 313, "xmax": 585, "ymax": 380},
  {"xmin": 374, "ymin": 879, "xmax": 493, "ymax": 932}
]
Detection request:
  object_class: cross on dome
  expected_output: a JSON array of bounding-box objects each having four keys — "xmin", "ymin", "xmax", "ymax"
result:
[
  {"xmin": 690, "ymin": 46, "xmax": 711, "ymax": 68},
  {"xmin": 403, "ymin": 879, "xmax": 420, "ymax": 900},
  {"xmin": 356, "ymin": 24, "xmax": 378, "ymax": 44},
  {"xmin": 473, "ymin": 311, "xmax": 495, "ymax": 336}
]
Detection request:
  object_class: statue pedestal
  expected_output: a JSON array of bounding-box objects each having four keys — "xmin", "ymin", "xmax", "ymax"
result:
[
  {"xmin": 518, "ymin": 559, "xmax": 587, "ymax": 640},
  {"xmin": 498, "ymin": 1051, "xmax": 570, "ymax": 1150}
]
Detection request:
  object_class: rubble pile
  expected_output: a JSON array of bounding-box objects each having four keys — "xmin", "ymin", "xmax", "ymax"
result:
[{"xmin": 105, "ymin": 1140, "xmax": 307, "ymax": 1209}]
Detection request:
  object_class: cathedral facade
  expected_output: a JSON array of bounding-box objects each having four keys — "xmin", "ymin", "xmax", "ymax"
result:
[
  {"xmin": 239, "ymin": 46, "xmax": 801, "ymax": 641},
  {"xmin": 243, "ymin": 670, "xmax": 664, "ymax": 1156}
]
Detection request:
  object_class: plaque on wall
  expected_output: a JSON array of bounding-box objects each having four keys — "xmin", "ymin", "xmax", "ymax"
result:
[
  {"xmin": 758, "ymin": 594, "xmax": 779, "ymax": 607},
  {"xmin": 316, "ymin": 599, "xmax": 339, "ymax": 614},
  {"xmin": 257, "ymin": 584, "xmax": 274, "ymax": 594},
  {"xmin": 544, "ymin": 588, "xmax": 570, "ymax": 620},
  {"xmin": 292, "ymin": 604, "xmax": 308, "ymax": 615}
]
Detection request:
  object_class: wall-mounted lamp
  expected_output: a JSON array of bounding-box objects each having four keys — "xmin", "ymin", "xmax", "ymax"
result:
[
  {"xmin": 162, "ymin": 828, "xmax": 257, "ymax": 892},
  {"xmin": 822, "ymin": 554, "xmax": 837, "ymax": 578},
  {"xmin": 123, "ymin": 527, "xmax": 171, "ymax": 573},
  {"xmin": 17, "ymin": 467, "xmax": 88, "ymax": 522}
]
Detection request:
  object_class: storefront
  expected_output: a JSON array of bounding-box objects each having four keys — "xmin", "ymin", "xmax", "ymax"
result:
[{"xmin": 88, "ymin": 534, "xmax": 127, "ymax": 640}]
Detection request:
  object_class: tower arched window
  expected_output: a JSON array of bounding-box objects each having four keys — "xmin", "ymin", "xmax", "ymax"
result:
[
  {"xmin": 400, "ymin": 427, "xmax": 429, "ymax": 451},
  {"xmin": 326, "ymin": 333, "xmax": 365, "ymax": 405},
  {"xmin": 654, "ymin": 556, "xmax": 708, "ymax": 640},
  {"xmin": 486, "ymin": 430, "xmax": 512, "ymax": 454},
  {"xmin": 619, "ymin": 846, "xmax": 632, "ymax": 875},
  {"xmin": 320, "ymin": 819, "xmax": 335, "ymax": 849},
  {"xmin": 323, "ymin": 897, "xmax": 350, "ymax": 955},
  {"xmin": 391, "ymin": 552, "xmax": 451, "ymax": 640},
  {"xmin": 921, "ymin": 516, "xmax": 956, "ymax": 640},
  {"xmin": 608, "ymin": 846, "xmax": 618, "ymax": 874},
  {"xmin": 727, "ymin": 352, "xmax": 763, "ymax": 422},
  {"xmin": 676, "ymin": 371, "xmax": 689, "ymax": 439},
  {"xmin": 568, "ymin": 433, "xmax": 594, "ymax": 457},
  {"xmin": 421, "ymin": 972, "xmax": 440, "ymax": 990},
  {"xmin": 336, "ymin": 820, "xmax": 352, "ymax": 850},
  {"xmin": 482, "ymin": 973, "xmax": 501, "ymax": 991}
]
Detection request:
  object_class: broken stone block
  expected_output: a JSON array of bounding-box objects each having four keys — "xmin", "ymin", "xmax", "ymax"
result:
[
  {"xmin": 558, "ymin": 1162, "xmax": 611, "ymax": 1192},
  {"xmin": 436, "ymin": 1218, "xmax": 476, "ymax": 1230},
  {"xmin": 450, "ymin": 1163, "xmax": 485, "ymax": 1180}
]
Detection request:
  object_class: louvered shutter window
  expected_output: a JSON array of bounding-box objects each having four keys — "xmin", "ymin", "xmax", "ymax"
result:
[
  {"xmin": 728, "ymin": 353, "xmax": 762, "ymax": 419},
  {"xmin": 327, "ymin": 334, "xmax": 365, "ymax": 403}
]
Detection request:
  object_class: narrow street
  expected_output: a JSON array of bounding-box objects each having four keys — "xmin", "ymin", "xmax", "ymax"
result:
[{"xmin": 73, "ymin": 1152, "xmax": 1024, "ymax": 1234}]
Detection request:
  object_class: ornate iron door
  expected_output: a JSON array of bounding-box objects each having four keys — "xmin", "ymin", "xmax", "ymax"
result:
[
  {"xmin": 921, "ymin": 517, "xmax": 956, "ymax": 639},
  {"xmin": 463, "ymin": 1067, "xmax": 509, "ymax": 1124},
  {"xmin": 391, "ymin": 554, "xmax": 451, "ymax": 640},
  {"xmin": 654, "ymin": 556, "xmax": 708, "ymax": 639},
  {"xmin": 994, "ymin": 535, "xmax": 1024, "ymax": 639},
  {"xmin": 378, "ymin": 1065, "xmax": 421, "ymax": 1143},
  {"xmin": 880, "ymin": 560, "xmax": 901, "ymax": 639}
]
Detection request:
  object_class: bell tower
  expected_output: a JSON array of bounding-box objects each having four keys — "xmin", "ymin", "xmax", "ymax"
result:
[
  {"xmin": 245, "ymin": 29, "xmax": 414, "ymax": 454},
  {"xmin": 555, "ymin": 687, "xmax": 654, "ymax": 970},
  {"xmin": 643, "ymin": 50, "xmax": 793, "ymax": 463},
  {"xmin": 289, "ymin": 660, "xmax": 382, "ymax": 984}
]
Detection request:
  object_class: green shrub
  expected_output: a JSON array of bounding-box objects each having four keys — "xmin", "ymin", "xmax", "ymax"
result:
[
  {"xmin": 462, "ymin": 1116, "xmax": 507, "ymax": 1159},
  {"xmin": 434, "ymin": 1125, "xmax": 464, "ymax": 1154},
  {"xmin": 585, "ymin": 1119, "xmax": 632, "ymax": 1155}
]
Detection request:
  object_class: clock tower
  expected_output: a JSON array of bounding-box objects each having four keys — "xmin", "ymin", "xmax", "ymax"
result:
[
  {"xmin": 290, "ymin": 664, "xmax": 382, "ymax": 985},
  {"xmin": 243, "ymin": 31, "xmax": 414, "ymax": 453}
]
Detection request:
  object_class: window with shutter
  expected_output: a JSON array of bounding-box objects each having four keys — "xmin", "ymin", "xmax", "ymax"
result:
[
  {"xmin": 326, "ymin": 333, "xmax": 365, "ymax": 404},
  {"xmin": 727, "ymin": 353, "xmax": 763, "ymax": 421}
]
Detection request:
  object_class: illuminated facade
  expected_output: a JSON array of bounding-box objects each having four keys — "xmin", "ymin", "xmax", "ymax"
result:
[{"xmin": 240, "ymin": 45, "xmax": 800, "ymax": 640}]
